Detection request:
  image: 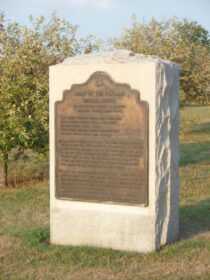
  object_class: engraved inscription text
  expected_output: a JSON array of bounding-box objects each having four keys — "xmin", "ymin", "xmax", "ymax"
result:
[{"xmin": 55, "ymin": 72, "xmax": 148, "ymax": 205}]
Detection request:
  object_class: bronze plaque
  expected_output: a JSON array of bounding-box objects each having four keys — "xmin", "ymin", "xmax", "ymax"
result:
[{"xmin": 55, "ymin": 71, "xmax": 148, "ymax": 206}]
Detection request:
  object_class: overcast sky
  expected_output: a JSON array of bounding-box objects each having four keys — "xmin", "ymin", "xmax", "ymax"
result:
[{"xmin": 1, "ymin": 0, "xmax": 210, "ymax": 40}]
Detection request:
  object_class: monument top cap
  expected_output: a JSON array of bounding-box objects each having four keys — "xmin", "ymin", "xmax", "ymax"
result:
[{"xmin": 61, "ymin": 50, "xmax": 178, "ymax": 67}]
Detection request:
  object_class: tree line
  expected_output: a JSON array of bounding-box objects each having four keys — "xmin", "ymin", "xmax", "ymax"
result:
[{"xmin": 0, "ymin": 11, "xmax": 209, "ymax": 187}]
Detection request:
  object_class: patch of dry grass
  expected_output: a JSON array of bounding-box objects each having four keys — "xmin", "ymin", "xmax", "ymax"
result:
[{"xmin": 8, "ymin": 149, "xmax": 48, "ymax": 188}]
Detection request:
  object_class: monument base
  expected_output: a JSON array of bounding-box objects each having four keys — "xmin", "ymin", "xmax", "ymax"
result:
[{"xmin": 51, "ymin": 202, "xmax": 156, "ymax": 252}]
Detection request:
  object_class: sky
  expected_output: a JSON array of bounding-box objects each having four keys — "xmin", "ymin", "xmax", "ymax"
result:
[{"xmin": 1, "ymin": 0, "xmax": 210, "ymax": 41}]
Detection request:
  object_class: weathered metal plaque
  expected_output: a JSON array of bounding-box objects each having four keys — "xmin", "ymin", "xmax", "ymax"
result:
[{"xmin": 55, "ymin": 71, "xmax": 148, "ymax": 205}]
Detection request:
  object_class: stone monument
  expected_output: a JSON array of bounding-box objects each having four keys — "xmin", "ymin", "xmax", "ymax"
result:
[{"xmin": 50, "ymin": 50, "xmax": 180, "ymax": 252}]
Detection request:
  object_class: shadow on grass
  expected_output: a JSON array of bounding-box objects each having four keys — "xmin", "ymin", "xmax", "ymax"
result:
[
  {"xmin": 179, "ymin": 198, "xmax": 210, "ymax": 240},
  {"xmin": 183, "ymin": 105, "xmax": 207, "ymax": 108},
  {"xmin": 180, "ymin": 142, "xmax": 210, "ymax": 166},
  {"xmin": 185, "ymin": 122, "xmax": 210, "ymax": 135}
]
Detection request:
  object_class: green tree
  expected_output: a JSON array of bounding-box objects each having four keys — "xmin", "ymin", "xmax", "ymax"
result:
[
  {"xmin": 111, "ymin": 16, "xmax": 210, "ymax": 105},
  {"xmin": 0, "ymin": 11, "xmax": 100, "ymax": 187}
]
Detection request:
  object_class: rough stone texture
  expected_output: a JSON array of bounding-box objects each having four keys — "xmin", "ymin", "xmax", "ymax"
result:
[
  {"xmin": 62, "ymin": 50, "xmax": 173, "ymax": 65},
  {"xmin": 155, "ymin": 62, "xmax": 180, "ymax": 248},
  {"xmin": 49, "ymin": 50, "xmax": 180, "ymax": 252}
]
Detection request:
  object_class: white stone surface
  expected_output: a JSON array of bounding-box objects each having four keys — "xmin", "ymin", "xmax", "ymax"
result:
[
  {"xmin": 62, "ymin": 50, "xmax": 172, "ymax": 65},
  {"xmin": 50, "ymin": 50, "xmax": 179, "ymax": 252}
]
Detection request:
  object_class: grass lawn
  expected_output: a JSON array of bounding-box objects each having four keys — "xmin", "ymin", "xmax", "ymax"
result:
[{"xmin": 0, "ymin": 105, "xmax": 210, "ymax": 280}]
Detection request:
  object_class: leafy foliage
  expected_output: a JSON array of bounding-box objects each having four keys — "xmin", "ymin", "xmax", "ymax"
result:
[
  {"xmin": 111, "ymin": 16, "xmax": 210, "ymax": 105},
  {"xmin": 0, "ymin": 11, "xmax": 100, "ymax": 185}
]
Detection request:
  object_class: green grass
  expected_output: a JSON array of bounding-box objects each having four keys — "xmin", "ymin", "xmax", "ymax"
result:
[
  {"xmin": 180, "ymin": 142, "xmax": 210, "ymax": 166},
  {"xmin": 0, "ymin": 105, "xmax": 210, "ymax": 280}
]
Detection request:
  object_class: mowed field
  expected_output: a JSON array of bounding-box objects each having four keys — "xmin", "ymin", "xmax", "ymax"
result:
[{"xmin": 0, "ymin": 105, "xmax": 210, "ymax": 280}]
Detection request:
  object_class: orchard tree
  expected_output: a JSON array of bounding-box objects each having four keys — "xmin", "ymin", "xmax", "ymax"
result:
[
  {"xmin": 0, "ymin": 11, "xmax": 100, "ymax": 187},
  {"xmin": 111, "ymin": 16, "xmax": 210, "ymax": 104}
]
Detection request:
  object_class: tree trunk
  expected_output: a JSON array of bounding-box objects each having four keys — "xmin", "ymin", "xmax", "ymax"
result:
[{"xmin": 0, "ymin": 151, "xmax": 8, "ymax": 187}]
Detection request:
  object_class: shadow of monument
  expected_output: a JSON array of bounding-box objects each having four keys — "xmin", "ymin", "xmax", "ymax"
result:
[
  {"xmin": 179, "ymin": 198, "xmax": 210, "ymax": 240},
  {"xmin": 180, "ymin": 141, "xmax": 210, "ymax": 166},
  {"xmin": 187, "ymin": 122, "xmax": 210, "ymax": 135}
]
